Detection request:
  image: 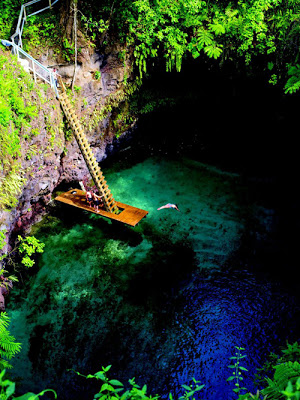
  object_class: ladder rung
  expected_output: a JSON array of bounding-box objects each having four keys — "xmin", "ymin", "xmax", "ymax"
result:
[
  {"xmin": 105, "ymin": 194, "xmax": 113, "ymax": 202},
  {"xmin": 60, "ymin": 96, "xmax": 116, "ymax": 211}
]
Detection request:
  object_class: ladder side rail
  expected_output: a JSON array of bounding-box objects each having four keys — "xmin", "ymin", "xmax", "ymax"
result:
[{"xmin": 60, "ymin": 98, "xmax": 117, "ymax": 212}]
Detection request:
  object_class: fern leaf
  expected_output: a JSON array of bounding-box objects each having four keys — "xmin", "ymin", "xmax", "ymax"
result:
[{"xmin": 262, "ymin": 361, "xmax": 300, "ymax": 400}]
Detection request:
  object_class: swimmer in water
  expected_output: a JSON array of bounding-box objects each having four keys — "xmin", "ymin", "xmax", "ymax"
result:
[{"xmin": 157, "ymin": 203, "xmax": 180, "ymax": 211}]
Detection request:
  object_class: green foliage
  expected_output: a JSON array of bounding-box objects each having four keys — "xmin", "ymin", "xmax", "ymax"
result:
[
  {"xmin": 0, "ymin": 51, "xmax": 40, "ymax": 209},
  {"xmin": 262, "ymin": 362, "xmax": 300, "ymax": 400},
  {"xmin": 22, "ymin": 12, "xmax": 61, "ymax": 53},
  {"xmin": 281, "ymin": 343, "xmax": 300, "ymax": 361},
  {"xmin": 80, "ymin": 12, "xmax": 109, "ymax": 42},
  {"xmin": 227, "ymin": 346, "xmax": 248, "ymax": 397},
  {"xmin": 62, "ymin": 38, "xmax": 75, "ymax": 62},
  {"xmin": 0, "ymin": 369, "xmax": 57, "ymax": 400},
  {"xmin": 282, "ymin": 377, "xmax": 300, "ymax": 400},
  {"xmin": 284, "ymin": 65, "xmax": 300, "ymax": 94},
  {"xmin": 236, "ymin": 389, "xmax": 267, "ymax": 400},
  {"xmin": 81, "ymin": 0, "xmax": 300, "ymax": 90},
  {"xmin": 0, "ymin": 312, "xmax": 21, "ymax": 370},
  {"xmin": 17, "ymin": 235, "xmax": 45, "ymax": 268},
  {"xmin": 1, "ymin": 233, "xmax": 44, "ymax": 269},
  {"xmin": 255, "ymin": 342, "xmax": 300, "ymax": 387},
  {"xmin": 72, "ymin": 365, "xmax": 204, "ymax": 400},
  {"xmin": 0, "ymin": 0, "xmax": 20, "ymax": 39},
  {"xmin": 0, "ymin": 231, "xmax": 6, "ymax": 254},
  {"xmin": 94, "ymin": 71, "xmax": 102, "ymax": 80}
]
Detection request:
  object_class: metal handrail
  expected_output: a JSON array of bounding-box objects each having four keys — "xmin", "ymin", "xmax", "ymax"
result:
[
  {"xmin": 11, "ymin": 0, "xmax": 60, "ymax": 47},
  {"xmin": 1, "ymin": 39, "xmax": 59, "ymax": 98},
  {"xmin": 1, "ymin": 0, "xmax": 61, "ymax": 98}
]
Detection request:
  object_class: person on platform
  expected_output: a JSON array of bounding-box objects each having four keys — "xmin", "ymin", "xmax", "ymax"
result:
[
  {"xmin": 93, "ymin": 193, "xmax": 103, "ymax": 212},
  {"xmin": 86, "ymin": 191, "xmax": 93, "ymax": 208}
]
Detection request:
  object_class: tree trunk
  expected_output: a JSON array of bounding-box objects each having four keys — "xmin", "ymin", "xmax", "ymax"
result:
[{"xmin": 71, "ymin": 0, "xmax": 78, "ymax": 92}]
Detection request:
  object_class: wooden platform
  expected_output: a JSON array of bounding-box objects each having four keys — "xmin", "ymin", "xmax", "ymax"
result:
[{"xmin": 55, "ymin": 189, "xmax": 148, "ymax": 227}]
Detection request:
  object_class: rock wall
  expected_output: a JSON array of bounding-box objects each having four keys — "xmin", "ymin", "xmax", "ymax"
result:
[{"xmin": 0, "ymin": 45, "xmax": 135, "ymax": 253}]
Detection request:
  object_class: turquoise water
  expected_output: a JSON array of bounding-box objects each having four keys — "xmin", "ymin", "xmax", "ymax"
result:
[{"xmin": 7, "ymin": 154, "xmax": 300, "ymax": 400}]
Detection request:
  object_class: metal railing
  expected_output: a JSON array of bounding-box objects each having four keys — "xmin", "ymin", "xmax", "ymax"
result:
[
  {"xmin": 1, "ymin": 40, "xmax": 59, "ymax": 98},
  {"xmin": 0, "ymin": 0, "xmax": 61, "ymax": 98},
  {"xmin": 11, "ymin": 0, "xmax": 60, "ymax": 47}
]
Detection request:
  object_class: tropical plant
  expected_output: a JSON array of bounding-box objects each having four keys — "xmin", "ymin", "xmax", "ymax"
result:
[
  {"xmin": 255, "ymin": 342, "xmax": 300, "ymax": 387},
  {"xmin": 262, "ymin": 362, "xmax": 300, "ymax": 400},
  {"xmin": 77, "ymin": 0, "xmax": 300, "ymax": 91},
  {"xmin": 71, "ymin": 365, "xmax": 205, "ymax": 400},
  {"xmin": 282, "ymin": 377, "xmax": 300, "ymax": 400},
  {"xmin": 227, "ymin": 346, "xmax": 248, "ymax": 397},
  {"xmin": 0, "ymin": 50, "xmax": 41, "ymax": 210},
  {"xmin": 0, "ymin": 312, "xmax": 21, "ymax": 370},
  {"xmin": 17, "ymin": 235, "xmax": 45, "ymax": 268},
  {"xmin": 0, "ymin": 368, "xmax": 57, "ymax": 400},
  {"xmin": 1, "ymin": 231, "xmax": 45, "ymax": 269}
]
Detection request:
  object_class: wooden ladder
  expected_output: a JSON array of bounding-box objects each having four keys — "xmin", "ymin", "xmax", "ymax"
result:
[{"xmin": 58, "ymin": 79, "xmax": 118, "ymax": 214}]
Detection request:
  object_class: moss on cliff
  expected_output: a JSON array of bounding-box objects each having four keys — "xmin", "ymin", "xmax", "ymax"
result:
[{"xmin": 0, "ymin": 48, "xmax": 63, "ymax": 211}]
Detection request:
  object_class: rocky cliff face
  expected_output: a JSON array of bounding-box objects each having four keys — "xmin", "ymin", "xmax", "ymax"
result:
[{"xmin": 0, "ymin": 44, "xmax": 135, "ymax": 252}]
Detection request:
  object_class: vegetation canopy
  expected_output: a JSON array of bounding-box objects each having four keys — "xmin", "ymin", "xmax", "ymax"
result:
[{"xmin": 79, "ymin": 0, "xmax": 300, "ymax": 91}]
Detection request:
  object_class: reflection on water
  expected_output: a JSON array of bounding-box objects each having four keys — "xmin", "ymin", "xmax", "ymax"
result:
[{"xmin": 7, "ymin": 156, "xmax": 300, "ymax": 400}]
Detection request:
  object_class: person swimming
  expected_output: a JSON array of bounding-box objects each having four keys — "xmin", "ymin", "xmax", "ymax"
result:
[{"xmin": 157, "ymin": 203, "xmax": 180, "ymax": 211}]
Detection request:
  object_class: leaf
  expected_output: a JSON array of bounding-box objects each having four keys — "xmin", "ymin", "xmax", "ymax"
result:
[
  {"xmin": 13, "ymin": 393, "xmax": 38, "ymax": 400},
  {"xmin": 101, "ymin": 384, "xmax": 115, "ymax": 392},
  {"xmin": 181, "ymin": 385, "xmax": 192, "ymax": 391},
  {"xmin": 239, "ymin": 366, "xmax": 249, "ymax": 371},
  {"xmin": 227, "ymin": 377, "xmax": 236, "ymax": 381},
  {"xmin": 109, "ymin": 380, "xmax": 124, "ymax": 387},
  {"xmin": 186, "ymin": 391, "xmax": 195, "ymax": 398},
  {"xmin": 94, "ymin": 372, "xmax": 106, "ymax": 380},
  {"xmin": 5, "ymin": 381, "xmax": 15, "ymax": 397},
  {"xmin": 209, "ymin": 22, "xmax": 226, "ymax": 35},
  {"xmin": 204, "ymin": 44, "xmax": 223, "ymax": 59}
]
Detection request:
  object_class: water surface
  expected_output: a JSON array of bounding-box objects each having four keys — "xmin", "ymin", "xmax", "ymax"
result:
[{"xmin": 8, "ymin": 155, "xmax": 300, "ymax": 400}]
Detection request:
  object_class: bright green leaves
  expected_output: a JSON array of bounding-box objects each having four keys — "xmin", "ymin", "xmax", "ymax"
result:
[
  {"xmin": 0, "ymin": 312, "xmax": 21, "ymax": 370},
  {"xmin": 74, "ymin": 366, "xmax": 204, "ymax": 400},
  {"xmin": 284, "ymin": 64, "xmax": 300, "ymax": 93},
  {"xmin": 281, "ymin": 377, "xmax": 300, "ymax": 400},
  {"xmin": 113, "ymin": 0, "xmax": 300, "ymax": 91},
  {"xmin": 0, "ymin": 51, "xmax": 41, "ymax": 209},
  {"xmin": 0, "ymin": 368, "xmax": 57, "ymax": 399},
  {"xmin": 17, "ymin": 235, "xmax": 45, "ymax": 268},
  {"xmin": 209, "ymin": 21, "xmax": 226, "ymax": 35},
  {"xmin": 204, "ymin": 44, "xmax": 223, "ymax": 59},
  {"xmin": 0, "ymin": 0, "xmax": 20, "ymax": 39},
  {"xmin": 227, "ymin": 346, "xmax": 249, "ymax": 396}
]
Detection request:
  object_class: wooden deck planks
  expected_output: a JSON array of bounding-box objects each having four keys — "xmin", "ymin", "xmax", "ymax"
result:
[{"xmin": 55, "ymin": 189, "xmax": 148, "ymax": 227}]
